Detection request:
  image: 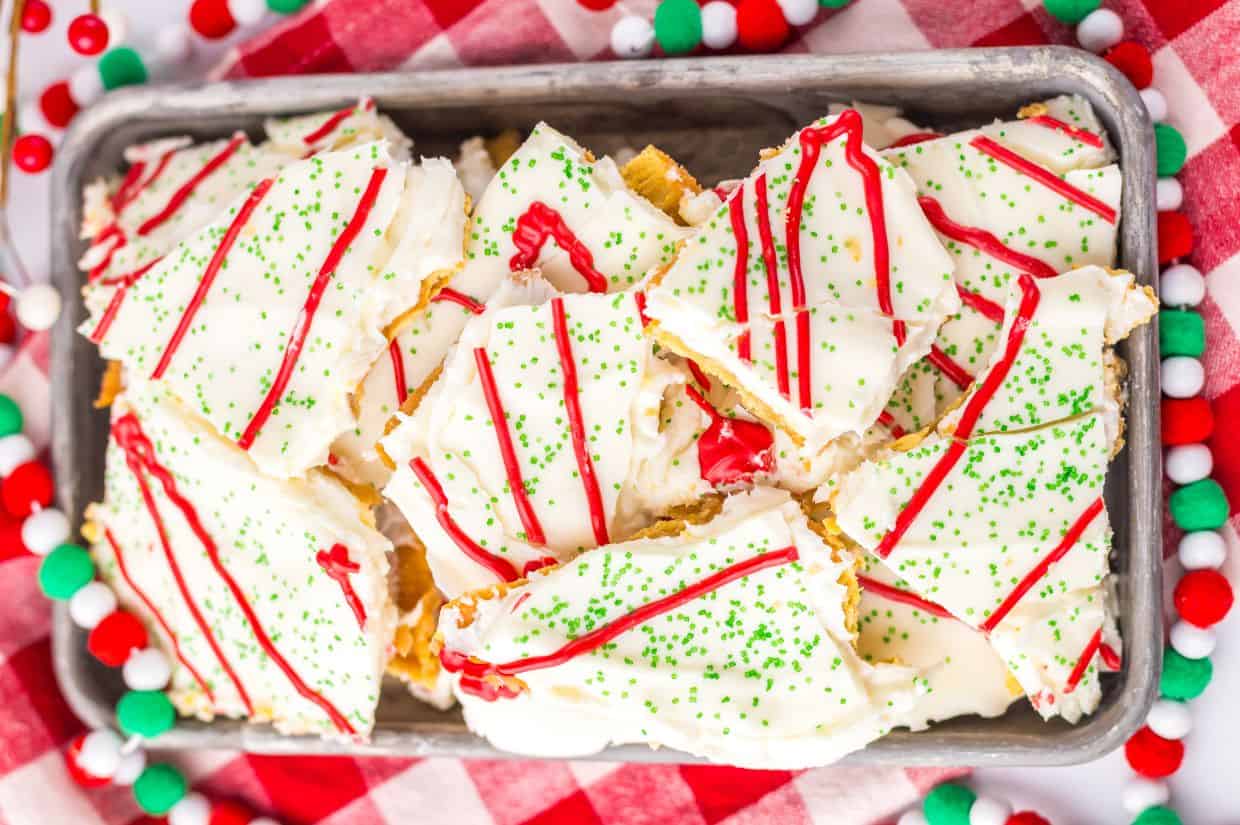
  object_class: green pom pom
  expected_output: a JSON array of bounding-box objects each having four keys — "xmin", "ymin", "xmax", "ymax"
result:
[
  {"xmin": 1042, "ymin": 0, "xmax": 1100, "ymax": 24},
  {"xmin": 98, "ymin": 47, "xmax": 148, "ymax": 91},
  {"xmin": 819, "ymin": 0, "xmax": 853, "ymax": 6},
  {"xmin": 1169, "ymin": 478, "xmax": 1230, "ymax": 532},
  {"xmin": 38, "ymin": 544, "xmax": 94, "ymax": 600},
  {"xmin": 1132, "ymin": 805, "xmax": 1184, "ymax": 825},
  {"xmin": 266, "ymin": 0, "xmax": 310, "ymax": 12},
  {"xmin": 1154, "ymin": 123, "xmax": 1187, "ymax": 177},
  {"xmin": 133, "ymin": 763, "xmax": 187, "ymax": 815},
  {"xmin": 654, "ymin": 0, "xmax": 702, "ymax": 56},
  {"xmin": 0, "ymin": 394, "xmax": 22, "ymax": 437},
  {"xmin": 923, "ymin": 783, "xmax": 976, "ymax": 825},
  {"xmin": 1160, "ymin": 309, "xmax": 1205, "ymax": 358},
  {"xmin": 118, "ymin": 689, "xmax": 176, "ymax": 738},
  {"xmin": 1161, "ymin": 647, "xmax": 1212, "ymax": 700}
]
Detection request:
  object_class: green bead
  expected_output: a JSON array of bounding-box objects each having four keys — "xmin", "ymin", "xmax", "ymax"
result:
[
  {"xmin": 1159, "ymin": 310, "xmax": 1205, "ymax": 357},
  {"xmin": 1154, "ymin": 123, "xmax": 1187, "ymax": 177},
  {"xmin": 819, "ymin": 0, "xmax": 853, "ymax": 6},
  {"xmin": 923, "ymin": 783, "xmax": 976, "ymax": 825},
  {"xmin": 118, "ymin": 690, "xmax": 175, "ymax": 738},
  {"xmin": 654, "ymin": 0, "xmax": 702, "ymax": 56},
  {"xmin": 1169, "ymin": 479, "xmax": 1230, "ymax": 531},
  {"xmin": 1132, "ymin": 805, "xmax": 1184, "ymax": 825},
  {"xmin": 0, "ymin": 394, "xmax": 22, "ymax": 437},
  {"xmin": 133, "ymin": 763, "xmax": 187, "ymax": 816},
  {"xmin": 1042, "ymin": 0, "xmax": 1100, "ymax": 24},
  {"xmin": 98, "ymin": 47, "xmax": 148, "ymax": 91},
  {"xmin": 38, "ymin": 544, "xmax": 95, "ymax": 601},
  {"xmin": 1161, "ymin": 647, "xmax": 1212, "ymax": 700},
  {"xmin": 267, "ymin": 0, "xmax": 310, "ymax": 12}
]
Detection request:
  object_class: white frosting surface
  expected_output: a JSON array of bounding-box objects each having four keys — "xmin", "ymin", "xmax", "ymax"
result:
[{"xmin": 263, "ymin": 98, "xmax": 412, "ymax": 160}]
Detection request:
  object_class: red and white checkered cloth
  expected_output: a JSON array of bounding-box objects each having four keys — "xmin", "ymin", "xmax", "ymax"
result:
[{"xmin": 3, "ymin": 0, "xmax": 1238, "ymax": 822}]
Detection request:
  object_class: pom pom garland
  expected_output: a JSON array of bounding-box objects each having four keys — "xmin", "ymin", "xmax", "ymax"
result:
[
  {"xmin": 189, "ymin": 0, "xmax": 238, "ymax": 39},
  {"xmin": 923, "ymin": 783, "xmax": 976, "ymax": 825},
  {"xmin": 611, "ymin": 16, "xmax": 656, "ymax": 58},
  {"xmin": 1140, "ymin": 88, "xmax": 1167, "ymax": 123},
  {"xmin": 38, "ymin": 543, "xmax": 95, "ymax": 599},
  {"xmin": 1161, "ymin": 397, "xmax": 1212, "ymax": 445},
  {"xmin": 69, "ymin": 64, "xmax": 106, "ymax": 107},
  {"xmin": 266, "ymin": 0, "xmax": 311, "ymax": 11},
  {"xmin": 77, "ymin": 729, "xmax": 123, "ymax": 780},
  {"xmin": 69, "ymin": 581, "xmax": 118, "ymax": 629},
  {"xmin": 13, "ymin": 134, "xmax": 53, "ymax": 173},
  {"xmin": 736, "ymin": 0, "xmax": 790, "ymax": 51},
  {"xmin": 0, "ymin": 433, "xmax": 36, "ymax": 476},
  {"xmin": 1155, "ymin": 177, "xmax": 1183, "ymax": 212},
  {"xmin": 701, "ymin": 2, "xmax": 739, "ymax": 49},
  {"xmin": 2, "ymin": 460, "xmax": 54, "ymax": 517},
  {"xmin": 209, "ymin": 800, "xmax": 258, "ymax": 825},
  {"xmin": 1122, "ymin": 779, "xmax": 1170, "ymax": 815},
  {"xmin": 123, "ymin": 647, "xmax": 173, "ymax": 691},
  {"xmin": 1168, "ymin": 479, "xmax": 1230, "ymax": 532},
  {"xmin": 112, "ymin": 748, "xmax": 147, "ymax": 786},
  {"xmin": 168, "ymin": 792, "xmax": 212, "ymax": 825},
  {"xmin": 1173, "ymin": 569, "xmax": 1234, "ymax": 627},
  {"xmin": 133, "ymin": 763, "xmax": 188, "ymax": 816},
  {"xmin": 1156, "ymin": 211, "xmax": 1193, "ymax": 264},
  {"xmin": 156, "ymin": 24, "xmax": 195, "ymax": 64},
  {"xmin": 1145, "ymin": 699, "xmax": 1192, "ymax": 740},
  {"xmin": 1154, "ymin": 124, "xmax": 1187, "ymax": 176},
  {"xmin": 39, "ymin": 81, "xmax": 80, "ymax": 129},
  {"xmin": 229, "ymin": 0, "xmax": 269, "ymax": 27},
  {"xmin": 778, "ymin": 0, "xmax": 820, "ymax": 26},
  {"xmin": 65, "ymin": 734, "xmax": 113, "ymax": 788},
  {"xmin": 21, "ymin": 0, "xmax": 52, "ymax": 34},
  {"xmin": 68, "ymin": 14, "xmax": 110, "ymax": 56},
  {"xmin": 1104, "ymin": 41, "xmax": 1153, "ymax": 89},
  {"xmin": 1165, "ymin": 444, "xmax": 1212, "ymax": 485},
  {"xmin": 1159, "ymin": 309, "xmax": 1205, "ymax": 358},
  {"xmin": 576, "ymin": 0, "xmax": 618, "ymax": 9},
  {"xmin": 1005, "ymin": 814, "xmax": 1050, "ymax": 825},
  {"xmin": 899, "ymin": 812, "xmax": 931, "ymax": 825},
  {"xmin": 1177, "ymin": 530, "xmax": 1226, "ymax": 571},
  {"xmin": 0, "ymin": 395, "xmax": 22, "ymax": 437},
  {"xmin": 118, "ymin": 689, "xmax": 177, "ymax": 738},
  {"xmin": 1125, "ymin": 727, "xmax": 1185, "ymax": 778},
  {"xmin": 1075, "ymin": 9, "xmax": 1123, "ymax": 53},
  {"xmin": 1042, "ymin": 0, "xmax": 1100, "ymax": 25},
  {"xmin": 654, "ymin": 0, "xmax": 703, "ymax": 56},
  {"xmin": 1160, "ymin": 648, "xmax": 1213, "ymax": 700},
  {"xmin": 15, "ymin": 283, "xmax": 63, "ymax": 331},
  {"xmin": 21, "ymin": 506, "xmax": 69, "ymax": 555},
  {"xmin": 1131, "ymin": 807, "xmax": 1183, "ymax": 825},
  {"xmin": 87, "ymin": 610, "xmax": 148, "ymax": 667},
  {"xmin": 98, "ymin": 46, "xmax": 148, "ymax": 91},
  {"xmin": 967, "ymin": 797, "xmax": 1011, "ymax": 825},
  {"xmin": 1160, "ymin": 356, "xmax": 1204, "ymax": 399}
]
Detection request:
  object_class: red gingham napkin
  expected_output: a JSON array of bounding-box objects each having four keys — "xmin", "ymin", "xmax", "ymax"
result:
[{"xmin": 4, "ymin": 1, "xmax": 1239, "ymax": 822}]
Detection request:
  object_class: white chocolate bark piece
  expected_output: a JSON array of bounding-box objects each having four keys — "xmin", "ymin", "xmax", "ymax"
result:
[
  {"xmin": 88, "ymin": 381, "xmax": 394, "ymax": 740},
  {"xmin": 991, "ymin": 94, "xmax": 1116, "ymax": 174},
  {"xmin": 263, "ymin": 98, "xmax": 412, "ymax": 160},
  {"xmin": 455, "ymin": 136, "xmax": 497, "ymax": 203},
  {"xmin": 827, "ymin": 101, "xmax": 930, "ymax": 150},
  {"xmin": 438, "ymin": 488, "xmax": 919, "ymax": 768},
  {"xmin": 644, "ymin": 110, "xmax": 959, "ymax": 449}
]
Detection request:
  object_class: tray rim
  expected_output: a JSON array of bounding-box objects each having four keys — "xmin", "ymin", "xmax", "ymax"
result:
[{"xmin": 49, "ymin": 46, "xmax": 1162, "ymax": 767}]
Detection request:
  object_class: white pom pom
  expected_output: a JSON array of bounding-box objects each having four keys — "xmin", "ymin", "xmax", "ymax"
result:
[
  {"xmin": 777, "ymin": 0, "xmax": 818, "ymax": 26},
  {"xmin": 1122, "ymin": 777, "xmax": 1170, "ymax": 815},
  {"xmin": 111, "ymin": 746, "xmax": 146, "ymax": 785},
  {"xmin": 168, "ymin": 792, "xmax": 211, "ymax": 825},
  {"xmin": 155, "ymin": 24, "xmax": 194, "ymax": 64},
  {"xmin": 98, "ymin": 6, "xmax": 128, "ymax": 46},
  {"xmin": 1161, "ymin": 356, "xmax": 1205, "ymax": 399},
  {"xmin": 21, "ymin": 507, "xmax": 70, "ymax": 556},
  {"xmin": 227, "ymin": 0, "xmax": 268, "ymax": 26},
  {"xmin": 1170, "ymin": 620, "xmax": 1216, "ymax": 659},
  {"xmin": 968, "ymin": 796, "xmax": 1012, "ymax": 825},
  {"xmin": 1140, "ymin": 88, "xmax": 1168, "ymax": 123},
  {"xmin": 700, "ymin": 1, "xmax": 738, "ymax": 49},
  {"xmin": 69, "ymin": 581, "xmax": 117, "ymax": 630},
  {"xmin": 0, "ymin": 434, "xmax": 36, "ymax": 476},
  {"xmin": 1147, "ymin": 698, "xmax": 1192, "ymax": 740},
  {"xmin": 16, "ymin": 283, "xmax": 62, "ymax": 331},
  {"xmin": 69, "ymin": 66, "xmax": 105, "ymax": 107},
  {"xmin": 1166, "ymin": 444, "xmax": 1213, "ymax": 485},
  {"xmin": 1076, "ymin": 9, "xmax": 1124, "ymax": 53},
  {"xmin": 611, "ymin": 16, "xmax": 654, "ymax": 59},
  {"xmin": 76, "ymin": 729, "xmax": 123, "ymax": 779},
  {"xmin": 1160, "ymin": 263, "xmax": 1205, "ymax": 308},
  {"xmin": 1156, "ymin": 177, "xmax": 1184, "ymax": 212},
  {"xmin": 1179, "ymin": 530, "xmax": 1226, "ymax": 570},
  {"xmin": 123, "ymin": 647, "xmax": 172, "ymax": 691},
  {"xmin": 897, "ymin": 811, "xmax": 929, "ymax": 825}
]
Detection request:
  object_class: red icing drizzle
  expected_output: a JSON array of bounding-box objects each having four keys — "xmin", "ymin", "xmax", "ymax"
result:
[
  {"xmin": 137, "ymin": 135, "xmax": 245, "ymax": 237},
  {"xmin": 87, "ymin": 225, "xmax": 126, "ymax": 282},
  {"xmin": 1100, "ymin": 642, "xmax": 1122, "ymax": 670},
  {"xmin": 104, "ymin": 527, "xmax": 215, "ymax": 702},
  {"xmin": 926, "ymin": 344, "xmax": 974, "ymax": 390},
  {"xmin": 113, "ymin": 411, "xmax": 357, "ymax": 734},
  {"xmin": 316, "ymin": 543, "xmax": 367, "ymax": 629},
  {"xmin": 409, "ymin": 456, "xmax": 521, "ymax": 583},
  {"xmin": 957, "ymin": 285, "xmax": 1006, "ymax": 325},
  {"xmin": 238, "ymin": 167, "xmax": 388, "ymax": 450},
  {"xmin": 1025, "ymin": 115, "xmax": 1104, "ymax": 148},
  {"xmin": 111, "ymin": 161, "xmax": 147, "ymax": 211},
  {"xmin": 686, "ymin": 359, "xmax": 712, "ymax": 391},
  {"xmin": 969, "ymin": 136, "xmax": 1117, "ymax": 224},
  {"xmin": 917, "ymin": 195, "xmax": 1058, "ymax": 280},
  {"xmin": 857, "ymin": 574, "xmax": 953, "ymax": 619},
  {"xmin": 302, "ymin": 104, "xmax": 359, "ymax": 146},
  {"xmin": 432, "ymin": 287, "xmax": 486, "ymax": 315},
  {"xmin": 550, "ymin": 297, "xmax": 610, "ymax": 546},
  {"xmin": 876, "ymin": 410, "xmax": 906, "ymax": 439},
  {"xmin": 684, "ymin": 384, "xmax": 774, "ymax": 486},
  {"xmin": 440, "ymin": 545, "xmax": 800, "ymax": 701},
  {"xmin": 388, "ymin": 338, "xmax": 408, "ymax": 406},
  {"xmin": 1064, "ymin": 627, "xmax": 1103, "ymax": 694},
  {"xmin": 510, "ymin": 201, "xmax": 608, "ymax": 293},
  {"xmin": 89, "ymin": 256, "xmax": 163, "ymax": 343},
  {"xmin": 753, "ymin": 175, "xmax": 790, "ymax": 399},
  {"xmin": 729, "ymin": 185, "xmax": 752, "ymax": 363},
  {"xmin": 114, "ymin": 150, "xmax": 175, "ymax": 215},
  {"xmin": 151, "ymin": 178, "xmax": 274, "ymax": 380},
  {"xmin": 888, "ymin": 132, "xmax": 944, "ymax": 148}
]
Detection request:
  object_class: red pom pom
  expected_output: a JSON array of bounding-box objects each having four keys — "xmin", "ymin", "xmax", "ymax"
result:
[
  {"xmin": 1175, "ymin": 569, "xmax": 1234, "ymax": 628},
  {"xmin": 40, "ymin": 82, "xmax": 80, "ymax": 130},
  {"xmin": 736, "ymin": 0, "xmax": 790, "ymax": 52},
  {"xmin": 67, "ymin": 13, "xmax": 109, "ymax": 56},
  {"xmin": 1104, "ymin": 41, "xmax": 1153, "ymax": 90},
  {"xmin": 209, "ymin": 800, "xmax": 255, "ymax": 825},
  {"xmin": 12, "ymin": 134, "xmax": 53, "ymax": 174},
  {"xmin": 0, "ymin": 513, "xmax": 30, "ymax": 560},
  {"xmin": 1006, "ymin": 814, "xmax": 1052, "ymax": 825},
  {"xmin": 87, "ymin": 610, "xmax": 148, "ymax": 667},
  {"xmin": 21, "ymin": 0, "xmax": 52, "ymax": 33},
  {"xmin": 1162, "ymin": 397, "xmax": 1213, "ymax": 446},
  {"xmin": 64, "ymin": 734, "xmax": 111, "ymax": 788},
  {"xmin": 0, "ymin": 311, "xmax": 15, "ymax": 345},
  {"xmin": 576, "ymin": 0, "xmax": 617, "ymax": 9},
  {"xmin": 2, "ymin": 461, "xmax": 54, "ymax": 518},
  {"xmin": 1157, "ymin": 211, "xmax": 1194, "ymax": 264},
  {"xmin": 190, "ymin": 0, "xmax": 238, "ymax": 40},
  {"xmin": 1125, "ymin": 726, "xmax": 1185, "ymax": 778}
]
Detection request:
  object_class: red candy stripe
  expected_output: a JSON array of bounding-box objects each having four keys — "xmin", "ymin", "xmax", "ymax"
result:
[
  {"xmin": 87, "ymin": 610, "xmax": 148, "ymax": 667},
  {"xmin": 1174, "ymin": 569, "xmax": 1234, "ymax": 628}
]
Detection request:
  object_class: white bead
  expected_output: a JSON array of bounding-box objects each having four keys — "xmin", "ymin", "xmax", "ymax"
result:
[
  {"xmin": 1179, "ymin": 530, "xmax": 1227, "ymax": 570},
  {"xmin": 700, "ymin": 1, "xmax": 738, "ymax": 49},
  {"xmin": 1147, "ymin": 698, "xmax": 1192, "ymax": 739},
  {"xmin": 69, "ymin": 66, "xmax": 105, "ymax": 107},
  {"xmin": 155, "ymin": 24, "xmax": 194, "ymax": 64},
  {"xmin": 76, "ymin": 729, "xmax": 123, "ymax": 778},
  {"xmin": 777, "ymin": 0, "xmax": 818, "ymax": 26},
  {"xmin": 15, "ymin": 283, "xmax": 62, "ymax": 331},
  {"xmin": 1140, "ymin": 88, "xmax": 1168, "ymax": 123},
  {"xmin": 1161, "ymin": 356, "xmax": 1205, "ymax": 398},
  {"xmin": 123, "ymin": 647, "xmax": 172, "ymax": 691},
  {"xmin": 69, "ymin": 581, "xmax": 117, "ymax": 629},
  {"xmin": 968, "ymin": 796, "xmax": 1012, "ymax": 825},
  {"xmin": 98, "ymin": 6, "xmax": 128, "ymax": 46},
  {"xmin": 611, "ymin": 16, "xmax": 654, "ymax": 59},
  {"xmin": 168, "ymin": 792, "xmax": 211, "ymax": 825},
  {"xmin": 228, "ymin": 0, "xmax": 268, "ymax": 26},
  {"xmin": 1170, "ymin": 620, "xmax": 1217, "ymax": 659},
  {"xmin": 21, "ymin": 508, "xmax": 70, "ymax": 556},
  {"xmin": 1122, "ymin": 777, "xmax": 1170, "ymax": 815},
  {"xmin": 1156, "ymin": 177, "xmax": 1184, "ymax": 212},
  {"xmin": 1076, "ymin": 9, "xmax": 1124, "ymax": 53},
  {"xmin": 111, "ymin": 746, "xmax": 146, "ymax": 785},
  {"xmin": 1166, "ymin": 444, "xmax": 1213, "ymax": 485},
  {"xmin": 0, "ymin": 434, "xmax": 36, "ymax": 476},
  {"xmin": 1160, "ymin": 264, "xmax": 1205, "ymax": 308}
]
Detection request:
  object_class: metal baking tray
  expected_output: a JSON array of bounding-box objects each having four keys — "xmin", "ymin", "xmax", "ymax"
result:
[{"xmin": 49, "ymin": 47, "xmax": 1161, "ymax": 766}]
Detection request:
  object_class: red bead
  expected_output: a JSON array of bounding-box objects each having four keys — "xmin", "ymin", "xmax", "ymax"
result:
[
  {"xmin": 190, "ymin": 0, "xmax": 238, "ymax": 40},
  {"xmin": 1006, "ymin": 814, "xmax": 1052, "ymax": 825},
  {"xmin": 1175, "ymin": 569, "xmax": 1234, "ymax": 628},
  {"xmin": 0, "ymin": 513, "xmax": 30, "ymax": 560},
  {"xmin": 576, "ymin": 0, "xmax": 617, "ymax": 8},
  {"xmin": 87, "ymin": 610, "xmax": 148, "ymax": 667},
  {"xmin": 64, "ymin": 734, "xmax": 111, "ymax": 788},
  {"xmin": 21, "ymin": 0, "xmax": 52, "ymax": 33},
  {"xmin": 67, "ymin": 13, "xmax": 110, "ymax": 56},
  {"xmin": 1125, "ymin": 726, "xmax": 1185, "ymax": 778},
  {"xmin": 209, "ymin": 800, "xmax": 255, "ymax": 825},
  {"xmin": 1104, "ymin": 41, "xmax": 1153, "ymax": 90},
  {"xmin": 12, "ymin": 134, "xmax": 53, "ymax": 174},
  {"xmin": 1162, "ymin": 397, "xmax": 1213, "ymax": 446},
  {"xmin": 39, "ymin": 82, "xmax": 80, "ymax": 130},
  {"xmin": 1157, "ymin": 211, "xmax": 1194, "ymax": 264},
  {"xmin": 736, "ymin": 0, "xmax": 790, "ymax": 52},
  {"xmin": 2, "ymin": 461, "xmax": 54, "ymax": 518}
]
